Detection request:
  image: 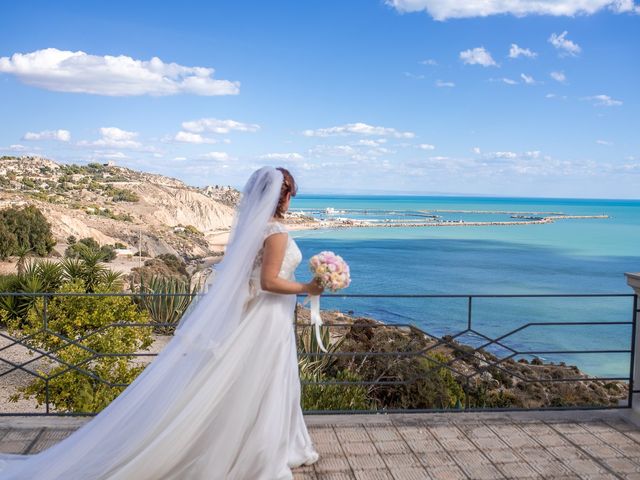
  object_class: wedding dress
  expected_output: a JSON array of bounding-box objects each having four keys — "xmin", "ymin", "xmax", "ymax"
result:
[{"xmin": 0, "ymin": 167, "xmax": 319, "ymax": 479}]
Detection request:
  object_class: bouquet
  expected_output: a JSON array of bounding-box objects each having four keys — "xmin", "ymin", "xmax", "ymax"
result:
[
  {"xmin": 309, "ymin": 251, "xmax": 351, "ymax": 291},
  {"xmin": 306, "ymin": 251, "xmax": 351, "ymax": 352}
]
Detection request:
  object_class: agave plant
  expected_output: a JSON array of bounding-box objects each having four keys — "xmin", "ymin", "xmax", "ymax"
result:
[
  {"xmin": 136, "ymin": 275, "xmax": 200, "ymax": 334},
  {"xmin": 296, "ymin": 318, "xmax": 344, "ymax": 379}
]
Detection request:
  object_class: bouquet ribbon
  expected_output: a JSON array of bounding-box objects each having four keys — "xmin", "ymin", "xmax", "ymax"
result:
[{"xmin": 306, "ymin": 294, "xmax": 328, "ymax": 353}]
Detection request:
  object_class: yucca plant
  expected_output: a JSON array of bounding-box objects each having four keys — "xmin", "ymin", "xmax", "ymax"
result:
[
  {"xmin": 71, "ymin": 244, "xmax": 108, "ymax": 292},
  {"xmin": 0, "ymin": 274, "xmax": 28, "ymax": 327},
  {"xmin": 30, "ymin": 260, "xmax": 64, "ymax": 291},
  {"xmin": 60, "ymin": 257, "xmax": 85, "ymax": 284},
  {"xmin": 14, "ymin": 244, "xmax": 33, "ymax": 276},
  {"xmin": 99, "ymin": 269, "xmax": 125, "ymax": 291},
  {"xmin": 135, "ymin": 275, "xmax": 200, "ymax": 334}
]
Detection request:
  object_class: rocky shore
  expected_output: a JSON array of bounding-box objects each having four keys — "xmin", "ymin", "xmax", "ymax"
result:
[{"xmin": 294, "ymin": 306, "xmax": 629, "ymax": 410}]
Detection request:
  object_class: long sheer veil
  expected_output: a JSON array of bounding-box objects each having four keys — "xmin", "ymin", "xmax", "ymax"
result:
[
  {"xmin": 174, "ymin": 166, "xmax": 284, "ymax": 346},
  {"xmin": 0, "ymin": 166, "xmax": 285, "ymax": 479}
]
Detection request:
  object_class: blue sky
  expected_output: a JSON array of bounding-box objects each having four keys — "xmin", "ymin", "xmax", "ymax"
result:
[{"xmin": 0, "ymin": 1, "xmax": 638, "ymax": 198}]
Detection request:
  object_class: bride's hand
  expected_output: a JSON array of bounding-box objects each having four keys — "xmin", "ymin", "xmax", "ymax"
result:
[{"xmin": 305, "ymin": 278, "xmax": 324, "ymax": 296}]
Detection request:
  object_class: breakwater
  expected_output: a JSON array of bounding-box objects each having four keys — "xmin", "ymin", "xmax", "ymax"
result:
[{"xmin": 306, "ymin": 213, "xmax": 609, "ymax": 229}]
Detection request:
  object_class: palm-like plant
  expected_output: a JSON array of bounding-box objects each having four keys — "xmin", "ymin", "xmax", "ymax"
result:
[
  {"xmin": 99, "ymin": 270, "xmax": 125, "ymax": 291},
  {"xmin": 32, "ymin": 260, "xmax": 63, "ymax": 291},
  {"xmin": 14, "ymin": 244, "xmax": 33, "ymax": 276},
  {"xmin": 73, "ymin": 243, "xmax": 108, "ymax": 292},
  {"xmin": 60, "ymin": 257, "xmax": 85, "ymax": 284},
  {"xmin": 0, "ymin": 274, "xmax": 27, "ymax": 326}
]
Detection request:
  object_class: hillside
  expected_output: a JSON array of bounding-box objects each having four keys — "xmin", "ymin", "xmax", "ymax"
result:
[{"xmin": 0, "ymin": 156, "xmax": 239, "ymax": 261}]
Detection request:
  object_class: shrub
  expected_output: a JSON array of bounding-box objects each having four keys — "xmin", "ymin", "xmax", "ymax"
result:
[
  {"xmin": 0, "ymin": 205, "xmax": 56, "ymax": 256},
  {"xmin": 0, "ymin": 223, "xmax": 18, "ymax": 260},
  {"xmin": 108, "ymin": 187, "xmax": 139, "ymax": 202},
  {"xmin": 7, "ymin": 282, "xmax": 153, "ymax": 413},
  {"xmin": 301, "ymin": 369, "xmax": 373, "ymax": 411},
  {"xmin": 65, "ymin": 237, "xmax": 117, "ymax": 263}
]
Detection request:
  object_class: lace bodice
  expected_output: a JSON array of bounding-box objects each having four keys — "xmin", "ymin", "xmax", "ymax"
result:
[{"xmin": 249, "ymin": 221, "xmax": 302, "ymax": 297}]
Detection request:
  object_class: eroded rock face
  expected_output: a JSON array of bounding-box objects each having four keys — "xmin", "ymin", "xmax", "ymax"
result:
[{"xmin": 0, "ymin": 156, "xmax": 238, "ymax": 259}]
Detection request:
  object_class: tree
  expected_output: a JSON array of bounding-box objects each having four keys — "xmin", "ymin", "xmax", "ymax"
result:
[
  {"xmin": 0, "ymin": 205, "xmax": 56, "ymax": 256},
  {"xmin": 0, "ymin": 223, "xmax": 18, "ymax": 260}
]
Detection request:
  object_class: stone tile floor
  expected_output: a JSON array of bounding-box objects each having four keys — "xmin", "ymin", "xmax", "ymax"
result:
[{"xmin": 2, "ymin": 409, "xmax": 640, "ymax": 479}]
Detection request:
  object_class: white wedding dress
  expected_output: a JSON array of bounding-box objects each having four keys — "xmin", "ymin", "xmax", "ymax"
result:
[{"xmin": 0, "ymin": 168, "xmax": 319, "ymax": 479}]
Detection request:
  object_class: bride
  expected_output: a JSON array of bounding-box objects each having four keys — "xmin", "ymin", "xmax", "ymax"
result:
[{"xmin": 0, "ymin": 166, "xmax": 323, "ymax": 479}]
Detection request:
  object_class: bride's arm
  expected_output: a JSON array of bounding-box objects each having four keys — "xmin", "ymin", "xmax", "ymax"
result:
[{"xmin": 260, "ymin": 232, "xmax": 323, "ymax": 295}]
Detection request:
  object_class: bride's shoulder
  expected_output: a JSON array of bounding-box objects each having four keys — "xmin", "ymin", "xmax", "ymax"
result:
[{"xmin": 264, "ymin": 219, "xmax": 288, "ymax": 238}]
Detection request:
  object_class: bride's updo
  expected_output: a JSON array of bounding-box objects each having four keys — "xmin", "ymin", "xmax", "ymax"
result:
[{"xmin": 274, "ymin": 167, "xmax": 297, "ymax": 218}]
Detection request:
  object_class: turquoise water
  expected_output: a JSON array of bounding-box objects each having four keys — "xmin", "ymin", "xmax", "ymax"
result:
[{"xmin": 291, "ymin": 196, "xmax": 640, "ymax": 379}]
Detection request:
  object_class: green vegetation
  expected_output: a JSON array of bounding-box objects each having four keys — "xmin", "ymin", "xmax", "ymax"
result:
[
  {"xmin": 294, "ymin": 312, "xmax": 627, "ymax": 411},
  {"xmin": 130, "ymin": 253, "xmax": 188, "ymax": 282},
  {"xmin": 296, "ymin": 323, "xmax": 373, "ymax": 410},
  {"xmin": 134, "ymin": 275, "xmax": 199, "ymax": 334},
  {"xmin": 6, "ymin": 282, "xmax": 153, "ymax": 413},
  {"xmin": 64, "ymin": 237, "xmax": 117, "ymax": 263},
  {"xmin": 108, "ymin": 187, "xmax": 139, "ymax": 202},
  {"xmin": 0, "ymin": 205, "xmax": 56, "ymax": 259},
  {"xmin": 1, "ymin": 248, "xmax": 146, "ymax": 413}
]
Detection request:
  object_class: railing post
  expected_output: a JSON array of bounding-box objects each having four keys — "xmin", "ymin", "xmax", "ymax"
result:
[{"xmin": 625, "ymin": 273, "xmax": 640, "ymax": 413}]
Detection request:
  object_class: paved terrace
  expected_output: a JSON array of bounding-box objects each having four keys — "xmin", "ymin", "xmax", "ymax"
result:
[{"xmin": 3, "ymin": 409, "xmax": 640, "ymax": 479}]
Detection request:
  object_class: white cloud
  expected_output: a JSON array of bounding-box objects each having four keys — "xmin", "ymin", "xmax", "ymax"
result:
[
  {"xmin": 181, "ymin": 118, "xmax": 260, "ymax": 134},
  {"xmin": 550, "ymin": 71, "xmax": 567, "ymax": 83},
  {"xmin": 472, "ymin": 147, "xmax": 481, "ymax": 154},
  {"xmin": 404, "ymin": 72, "xmax": 425, "ymax": 79},
  {"xmin": 0, "ymin": 48, "xmax": 239, "ymax": 96},
  {"xmin": 548, "ymin": 31, "xmax": 581, "ymax": 56},
  {"xmin": 259, "ymin": 152, "xmax": 304, "ymax": 161},
  {"xmin": 418, "ymin": 144, "xmax": 436, "ymax": 150},
  {"xmin": 303, "ymin": 122, "xmax": 415, "ymax": 139},
  {"xmin": 78, "ymin": 127, "xmax": 141, "ymax": 149},
  {"xmin": 596, "ymin": 139, "xmax": 613, "ymax": 145},
  {"xmin": 485, "ymin": 151, "xmax": 518, "ymax": 159},
  {"xmin": 174, "ymin": 156, "xmax": 187, "ymax": 161},
  {"xmin": 435, "ymin": 79, "xmax": 455, "ymax": 87},
  {"xmin": 420, "ymin": 59, "xmax": 438, "ymax": 66},
  {"xmin": 8, "ymin": 144, "xmax": 28, "ymax": 151},
  {"xmin": 200, "ymin": 152, "xmax": 231, "ymax": 162},
  {"xmin": 386, "ymin": 0, "xmax": 640, "ymax": 20},
  {"xmin": 490, "ymin": 77, "xmax": 517, "ymax": 85},
  {"xmin": 460, "ymin": 47, "xmax": 497, "ymax": 67},
  {"xmin": 93, "ymin": 151, "xmax": 128, "ymax": 160},
  {"xmin": 509, "ymin": 44, "xmax": 537, "ymax": 58},
  {"xmin": 583, "ymin": 94, "xmax": 623, "ymax": 107},
  {"xmin": 546, "ymin": 93, "xmax": 568, "ymax": 100},
  {"xmin": 174, "ymin": 131, "xmax": 218, "ymax": 144},
  {"xmin": 23, "ymin": 129, "xmax": 71, "ymax": 142},
  {"xmin": 356, "ymin": 139, "xmax": 387, "ymax": 146},
  {"xmin": 520, "ymin": 73, "xmax": 536, "ymax": 84}
]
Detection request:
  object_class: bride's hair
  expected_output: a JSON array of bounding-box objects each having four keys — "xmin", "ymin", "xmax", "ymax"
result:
[{"xmin": 274, "ymin": 167, "xmax": 297, "ymax": 218}]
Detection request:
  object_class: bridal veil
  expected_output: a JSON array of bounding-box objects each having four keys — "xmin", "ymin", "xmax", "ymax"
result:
[{"xmin": 0, "ymin": 167, "xmax": 286, "ymax": 479}]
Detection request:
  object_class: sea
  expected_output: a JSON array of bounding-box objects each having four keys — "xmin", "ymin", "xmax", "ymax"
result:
[{"xmin": 289, "ymin": 195, "xmax": 640, "ymax": 380}]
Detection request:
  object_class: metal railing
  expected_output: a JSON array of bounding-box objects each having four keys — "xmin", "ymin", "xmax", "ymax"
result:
[
  {"xmin": 0, "ymin": 292, "xmax": 636, "ymax": 416},
  {"xmin": 294, "ymin": 293, "xmax": 638, "ymax": 414}
]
